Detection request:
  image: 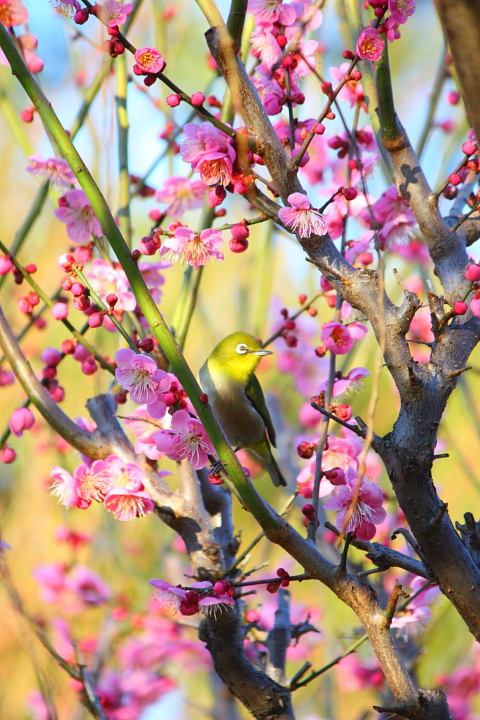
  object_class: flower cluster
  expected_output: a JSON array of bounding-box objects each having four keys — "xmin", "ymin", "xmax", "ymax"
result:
[
  {"xmin": 150, "ymin": 578, "xmax": 235, "ymax": 617},
  {"xmin": 180, "ymin": 122, "xmax": 236, "ymax": 186}
]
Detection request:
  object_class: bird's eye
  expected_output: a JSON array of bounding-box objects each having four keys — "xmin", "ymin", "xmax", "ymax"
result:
[{"xmin": 236, "ymin": 343, "xmax": 249, "ymax": 354}]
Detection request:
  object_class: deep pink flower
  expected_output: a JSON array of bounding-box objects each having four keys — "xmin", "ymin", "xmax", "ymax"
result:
[
  {"xmin": 278, "ymin": 192, "xmax": 327, "ymax": 238},
  {"xmin": 98, "ymin": 0, "xmax": 133, "ymax": 26},
  {"xmin": 154, "ymin": 409, "xmax": 214, "ymax": 469},
  {"xmin": 324, "ymin": 467, "xmax": 386, "ymax": 540},
  {"xmin": 104, "ymin": 486, "xmax": 155, "ymax": 521},
  {"xmin": 180, "ymin": 122, "xmax": 236, "ymax": 186},
  {"xmin": 155, "ymin": 176, "xmax": 206, "ymax": 218},
  {"xmin": 0, "ymin": 0, "xmax": 28, "ymax": 26},
  {"xmin": 115, "ymin": 348, "xmax": 171, "ymax": 407},
  {"xmin": 388, "ymin": 0, "xmax": 415, "ymax": 24},
  {"xmin": 134, "ymin": 47, "xmax": 165, "ymax": 74},
  {"xmin": 9, "ymin": 407, "xmax": 35, "ymax": 437},
  {"xmin": 160, "ymin": 226, "xmax": 224, "ymax": 269},
  {"xmin": 0, "ymin": 254, "xmax": 13, "ymax": 275},
  {"xmin": 321, "ymin": 321, "xmax": 355, "ymax": 355},
  {"xmin": 88, "ymin": 258, "xmax": 136, "ymax": 312},
  {"xmin": 0, "ymin": 368, "xmax": 15, "ymax": 385},
  {"xmin": 356, "ymin": 27, "xmax": 385, "ymax": 61},
  {"xmin": 54, "ymin": 189, "xmax": 103, "ymax": 243}
]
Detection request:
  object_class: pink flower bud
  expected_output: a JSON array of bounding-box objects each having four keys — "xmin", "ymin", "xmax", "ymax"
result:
[
  {"xmin": 73, "ymin": 344, "xmax": 91, "ymax": 362},
  {"xmin": 9, "ymin": 407, "xmax": 35, "ymax": 437},
  {"xmin": 449, "ymin": 173, "xmax": 462, "ymax": 186},
  {"xmin": 20, "ymin": 107, "xmax": 34, "ymax": 123},
  {"xmin": 61, "ymin": 339, "xmax": 76, "ymax": 354},
  {"xmin": 42, "ymin": 366, "xmax": 57, "ymax": 380},
  {"xmin": 465, "ymin": 265, "xmax": 480, "ymax": 282},
  {"xmin": 324, "ymin": 467, "xmax": 346, "ymax": 485},
  {"xmin": 229, "ymin": 238, "xmax": 249, "ymax": 253},
  {"xmin": 25, "ymin": 264, "xmax": 37, "ymax": 274},
  {"xmin": 137, "ymin": 337, "xmax": 154, "ymax": 353},
  {"xmin": 191, "ymin": 92, "xmax": 205, "ymax": 106},
  {"xmin": 51, "ymin": 302, "xmax": 69, "ymax": 320},
  {"xmin": 357, "ymin": 252, "xmax": 373, "ymax": 266},
  {"xmin": 71, "ymin": 282, "xmax": 85, "ymax": 297},
  {"xmin": 342, "ymin": 187, "xmax": 358, "ymax": 201},
  {"xmin": 313, "ymin": 123, "xmax": 325, "ymax": 135},
  {"xmin": 88, "ymin": 312, "xmax": 104, "ymax": 328},
  {"xmin": 18, "ymin": 297, "xmax": 32, "ymax": 313},
  {"xmin": 301, "ymin": 503, "xmax": 316, "ymax": 519},
  {"xmin": 213, "ymin": 581, "xmax": 229, "ymax": 595},
  {"xmin": 320, "ymin": 276, "xmax": 333, "ymax": 292},
  {"xmin": 166, "ymin": 94, "xmax": 181, "ymax": 107},
  {"xmin": 335, "ymin": 404, "xmax": 352, "ymax": 421},
  {"xmin": 106, "ymin": 294, "xmax": 118, "ymax": 307},
  {"xmin": 58, "ymin": 254, "xmax": 75, "ymax": 271},
  {"xmin": 208, "ymin": 473, "xmax": 224, "ymax": 485},
  {"xmin": 462, "ymin": 141, "xmax": 476, "ymax": 156},
  {"xmin": 231, "ymin": 223, "xmax": 249, "ymax": 242},
  {"xmin": 47, "ymin": 383, "xmax": 65, "ymax": 402},
  {"xmin": 245, "ymin": 609, "xmax": 260, "ymax": 623},
  {"xmin": 41, "ymin": 348, "xmax": 62, "ymax": 366},
  {"xmin": 81, "ymin": 358, "xmax": 98, "ymax": 375},
  {"xmin": 149, "ymin": 208, "xmax": 162, "ymax": 222},
  {"xmin": 74, "ymin": 8, "xmax": 90, "ymax": 24},
  {"xmin": 0, "ymin": 255, "xmax": 13, "ymax": 275},
  {"xmin": 74, "ymin": 244, "xmax": 93, "ymax": 264},
  {"xmin": 1, "ymin": 446, "xmax": 16, "ymax": 464},
  {"xmin": 208, "ymin": 186, "xmax": 226, "ymax": 208},
  {"xmin": 447, "ymin": 91, "xmax": 460, "ymax": 105}
]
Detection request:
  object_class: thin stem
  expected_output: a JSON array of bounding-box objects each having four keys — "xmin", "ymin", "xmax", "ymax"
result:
[{"xmin": 115, "ymin": 52, "xmax": 132, "ymax": 248}]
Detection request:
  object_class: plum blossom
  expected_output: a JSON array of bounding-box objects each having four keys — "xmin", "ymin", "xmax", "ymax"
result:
[
  {"xmin": 149, "ymin": 578, "xmax": 235, "ymax": 617},
  {"xmin": 97, "ymin": 0, "xmax": 133, "ymax": 26},
  {"xmin": 134, "ymin": 47, "xmax": 165, "ymax": 74},
  {"xmin": 9, "ymin": 406, "xmax": 35, "ymax": 437},
  {"xmin": 49, "ymin": 467, "xmax": 83, "ymax": 508},
  {"xmin": 321, "ymin": 321, "xmax": 355, "ymax": 355},
  {"xmin": 388, "ymin": 0, "xmax": 415, "ymax": 24},
  {"xmin": 154, "ymin": 176, "xmax": 206, "ymax": 218},
  {"xmin": 297, "ymin": 430, "xmax": 363, "ymax": 498},
  {"xmin": 54, "ymin": 189, "xmax": 103, "ymax": 243},
  {"xmin": 180, "ymin": 122, "xmax": 236, "ymax": 186},
  {"xmin": 124, "ymin": 405, "xmax": 171, "ymax": 460},
  {"xmin": 33, "ymin": 563, "xmax": 111, "ymax": 615},
  {"xmin": 154, "ymin": 410, "xmax": 214, "ymax": 469},
  {"xmin": 324, "ymin": 467, "xmax": 386, "ymax": 540},
  {"xmin": 88, "ymin": 258, "xmax": 136, "ymax": 312},
  {"xmin": 318, "ymin": 367, "xmax": 370, "ymax": 400},
  {"xmin": 391, "ymin": 576, "xmax": 440, "ymax": 636},
  {"xmin": 49, "ymin": 0, "xmax": 80, "ymax": 16},
  {"xmin": 160, "ymin": 226, "xmax": 224, "ymax": 269},
  {"xmin": 361, "ymin": 185, "xmax": 416, "ymax": 248},
  {"xmin": 115, "ymin": 348, "xmax": 171, "ymax": 411},
  {"xmin": 356, "ymin": 27, "xmax": 385, "ymax": 61},
  {"xmin": 330, "ymin": 63, "xmax": 364, "ymax": 107},
  {"xmin": 251, "ymin": 22, "xmax": 282, "ymax": 66},
  {"xmin": 278, "ymin": 192, "xmax": 327, "ymax": 238},
  {"xmin": 90, "ymin": 454, "xmax": 158, "ymax": 521},
  {"xmin": 248, "ymin": 0, "xmax": 283, "ymax": 23},
  {"xmin": 73, "ymin": 461, "xmax": 112, "ymax": 504},
  {"xmin": 0, "ymin": 0, "xmax": 28, "ymax": 26},
  {"xmin": 104, "ymin": 486, "xmax": 155, "ymax": 521}
]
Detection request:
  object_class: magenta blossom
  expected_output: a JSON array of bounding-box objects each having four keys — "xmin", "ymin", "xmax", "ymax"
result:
[
  {"xmin": 248, "ymin": 0, "xmax": 283, "ymax": 22},
  {"xmin": 160, "ymin": 226, "xmax": 224, "ymax": 269},
  {"xmin": 324, "ymin": 467, "xmax": 386, "ymax": 540},
  {"xmin": 356, "ymin": 27, "xmax": 385, "ymax": 61},
  {"xmin": 88, "ymin": 258, "xmax": 136, "ymax": 312},
  {"xmin": 54, "ymin": 189, "xmax": 103, "ymax": 243},
  {"xmin": 0, "ymin": 0, "xmax": 28, "ymax": 26},
  {"xmin": 278, "ymin": 192, "xmax": 327, "ymax": 238},
  {"xmin": 388, "ymin": 0, "xmax": 415, "ymax": 24},
  {"xmin": 155, "ymin": 176, "xmax": 206, "ymax": 218},
  {"xmin": 97, "ymin": 0, "xmax": 133, "ymax": 26},
  {"xmin": 115, "ymin": 348, "xmax": 171, "ymax": 408},
  {"xmin": 73, "ymin": 461, "xmax": 112, "ymax": 504},
  {"xmin": 139, "ymin": 260, "xmax": 170, "ymax": 303},
  {"xmin": 150, "ymin": 578, "xmax": 235, "ymax": 617},
  {"xmin": 26, "ymin": 155, "xmax": 75, "ymax": 188},
  {"xmin": 134, "ymin": 47, "xmax": 165, "ymax": 74},
  {"xmin": 321, "ymin": 321, "xmax": 355, "ymax": 355},
  {"xmin": 180, "ymin": 122, "xmax": 236, "ymax": 186},
  {"xmin": 154, "ymin": 409, "xmax": 215, "ymax": 469},
  {"xmin": 9, "ymin": 407, "xmax": 35, "ymax": 437}
]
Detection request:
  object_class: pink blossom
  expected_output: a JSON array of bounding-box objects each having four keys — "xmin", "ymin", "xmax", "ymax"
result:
[
  {"xmin": 356, "ymin": 27, "xmax": 385, "ymax": 61},
  {"xmin": 330, "ymin": 63, "xmax": 364, "ymax": 107},
  {"xmin": 97, "ymin": 0, "xmax": 133, "ymax": 26},
  {"xmin": 278, "ymin": 192, "xmax": 327, "ymax": 238},
  {"xmin": 50, "ymin": 0, "xmax": 81, "ymax": 17},
  {"xmin": 54, "ymin": 189, "xmax": 103, "ymax": 243},
  {"xmin": 33, "ymin": 563, "xmax": 68, "ymax": 605},
  {"xmin": 0, "ymin": 368, "xmax": 15, "ymax": 385},
  {"xmin": 115, "ymin": 348, "xmax": 171, "ymax": 407},
  {"xmin": 0, "ymin": 0, "xmax": 28, "ymax": 26},
  {"xmin": 154, "ymin": 176, "xmax": 206, "ymax": 218},
  {"xmin": 104, "ymin": 486, "xmax": 155, "ymax": 521},
  {"xmin": 248, "ymin": 0, "xmax": 283, "ymax": 22},
  {"xmin": 149, "ymin": 579, "xmax": 188, "ymax": 612},
  {"xmin": 124, "ymin": 405, "xmax": 171, "ymax": 460},
  {"xmin": 337, "ymin": 654, "xmax": 384, "ymax": 691},
  {"xmin": 180, "ymin": 122, "xmax": 236, "ymax": 186},
  {"xmin": 49, "ymin": 466, "xmax": 85, "ymax": 508},
  {"xmin": 9, "ymin": 406, "xmax": 35, "ymax": 437},
  {"xmin": 51, "ymin": 301, "xmax": 69, "ymax": 320},
  {"xmin": 88, "ymin": 258, "xmax": 136, "ymax": 311},
  {"xmin": 160, "ymin": 226, "xmax": 224, "ymax": 269},
  {"xmin": 318, "ymin": 367, "xmax": 370, "ymax": 399},
  {"xmin": 0, "ymin": 33, "xmax": 43, "ymax": 73},
  {"xmin": 65, "ymin": 565, "xmax": 112, "ymax": 609},
  {"xmin": 391, "ymin": 237, "xmax": 430, "ymax": 264},
  {"xmin": 0, "ymin": 254, "xmax": 13, "ymax": 275},
  {"xmin": 391, "ymin": 576, "xmax": 439, "ymax": 635},
  {"xmin": 149, "ymin": 578, "xmax": 234, "ymax": 617},
  {"xmin": 134, "ymin": 47, "xmax": 165, "ymax": 74},
  {"xmin": 139, "ymin": 260, "xmax": 170, "ymax": 303},
  {"xmin": 388, "ymin": 0, "xmax": 415, "ymax": 23},
  {"xmin": 73, "ymin": 461, "xmax": 112, "ymax": 504},
  {"xmin": 251, "ymin": 22, "xmax": 282, "ymax": 67},
  {"xmin": 321, "ymin": 321, "xmax": 354, "ymax": 355},
  {"xmin": 154, "ymin": 409, "xmax": 214, "ymax": 469},
  {"xmin": 324, "ymin": 467, "xmax": 386, "ymax": 540},
  {"xmin": 26, "ymin": 155, "xmax": 75, "ymax": 190},
  {"xmin": 384, "ymin": 15, "xmax": 401, "ymax": 42}
]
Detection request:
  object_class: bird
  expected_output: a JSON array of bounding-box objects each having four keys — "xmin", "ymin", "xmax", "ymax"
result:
[{"xmin": 199, "ymin": 332, "xmax": 287, "ymax": 487}]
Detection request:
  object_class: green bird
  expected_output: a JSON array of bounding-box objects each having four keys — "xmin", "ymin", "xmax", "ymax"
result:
[{"xmin": 199, "ymin": 332, "xmax": 287, "ymax": 487}]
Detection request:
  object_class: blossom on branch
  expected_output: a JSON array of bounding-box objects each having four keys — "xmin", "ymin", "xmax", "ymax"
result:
[
  {"xmin": 26, "ymin": 155, "xmax": 76, "ymax": 189},
  {"xmin": 356, "ymin": 28, "xmax": 385, "ymax": 61},
  {"xmin": 180, "ymin": 122, "xmax": 236, "ymax": 186},
  {"xmin": 115, "ymin": 348, "xmax": 171, "ymax": 408},
  {"xmin": 0, "ymin": 0, "xmax": 28, "ymax": 26},
  {"xmin": 278, "ymin": 192, "xmax": 327, "ymax": 238},
  {"xmin": 155, "ymin": 176, "xmax": 206, "ymax": 218},
  {"xmin": 54, "ymin": 189, "xmax": 103, "ymax": 243},
  {"xmin": 154, "ymin": 410, "xmax": 214, "ymax": 469},
  {"xmin": 324, "ymin": 467, "xmax": 386, "ymax": 540},
  {"xmin": 159, "ymin": 226, "xmax": 224, "ymax": 269},
  {"xmin": 97, "ymin": 0, "xmax": 133, "ymax": 26}
]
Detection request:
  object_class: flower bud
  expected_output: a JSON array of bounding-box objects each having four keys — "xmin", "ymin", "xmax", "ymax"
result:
[
  {"xmin": 88, "ymin": 312, "xmax": 104, "ymax": 328},
  {"xmin": 1, "ymin": 446, "xmax": 16, "ymax": 464},
  {"xmin": 465, "ymin": 264, "xmax": 480, "ymax": 282},
  {"xmin": 166, "ymin": 94, "xmax": 181, "ymax": 107},
  {"xmin": 191, "ymin": 92, "xmax": 205, "ymax": 106},
  {"xmin": 137, "ymin": 337, "xmax": 154, "ymax": 353},
  {"xmin": 324, "ymin": 467, "xmax": 346, "ymax": 485},
  {"xmin": 453, "ymin": 301, "xmax": 468, "ymax": 315}
]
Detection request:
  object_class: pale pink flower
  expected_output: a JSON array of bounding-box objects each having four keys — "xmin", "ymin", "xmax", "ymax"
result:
[
  {"xmin": 180, "ymin": 122, "xmax": 236, "ymax": 186},
  {"xmin": 104, "ymin": 486, "xmax": 155, "ymax": 521},
  {"xmin": 248, "ymin": 0, "xmax": 283, "ymax": 22},
  {"xmin": 356, "ymin": 27, "xmax": 385, "ymax": 61},
  {"xmin": 388, "ymin": 0, "xmax": 415, "ymax": 24},
  {"xmin": 0, "ymin": 0, "xmax": 28, "ymax": 26},
  {"xmin": 155, "ymin": 176, "xmax": 206, "ymax": 218},
  {"xmin": 65, "ymin": 565, "xmax": 112, "ymax": 609},
  {"xmin": 9, "ymin": 406, "xmax": 34, "ymax": 437},
  {"xmin": 321, "ymin": 321, "xmax": 355, "ymax": 355},
  {"xmin": 391, "ymin": 576, "xmax": 439, "ymax": 636},
  {"xmin": 278, "ymin": 192, "xmax": 327, "ymax": 238},
  {"xmin": 154, "ymin": 409, "xmax": 214, "ymax": 469},
  {"xmin": 97, "ymin": 0, "xmax": 133, "ymax": 26},
  {"xmin": 330, "ymin": 63, "xmax": 364, "ymax": 107},
  {"xmin": 149, "ymin": 579, "xmax": 188, "ymax": 612},
  {"xmin": 160, "ymin": 226, "xmax": 224, "ymax": 269},
  {"xmin": 73, "ymin": 461, "xmax": 112, "ymax": 504},
  {"xmin": 294, "ymin": 40, "xmax": 319, "ymax": 77},
  {"xmin": 88, "ymin": 258, "xmax": 136, "ymax": 311},
  {"xmin": 115, "ymin": 348, "xmax": 171, "ymax": 406},
  {"xmin": 54, "ymin": 189, "xmax": 103, "ymax": 243},
  {"xmin": 251, "ymin": 22, "xmax": 282, "ymax": 67},
  {"xmin": 49, "ymin": 0, "xmax": 80, "ymax": 17},
  {"xmin": 324, "ymin": 467, "xmax": 386, "ymax": 540},
  {"xmin": 318, "ymin": 367, "xmax": 370, "ymax": 399},
  {"xmin": 134, "ymin": 47, "xmax": 165, "ymax": 74},
  {"xmin": 49, "ymin": 467, "xmax": 81, "ymax": 508},
  {"xmin": 124, "ymin": 405, "xmax": 171, "ymax": 460}
]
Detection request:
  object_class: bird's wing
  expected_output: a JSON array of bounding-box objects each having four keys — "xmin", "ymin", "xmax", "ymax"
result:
[{"xmin": 245, "ymin": 374, "xmax": 277, "ymax": 447}]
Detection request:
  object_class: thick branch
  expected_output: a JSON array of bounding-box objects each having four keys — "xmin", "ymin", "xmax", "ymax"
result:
[{"xmin": 266, "ymin": 589, "xmax": 292, "ymax": 685}]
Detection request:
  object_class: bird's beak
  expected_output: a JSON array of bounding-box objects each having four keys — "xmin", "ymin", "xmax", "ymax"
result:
[{"xmin": 251, "ymin": 349, "xmax": 273, "ymax": 356}]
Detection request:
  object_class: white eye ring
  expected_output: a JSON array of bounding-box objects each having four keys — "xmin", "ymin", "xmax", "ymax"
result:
[{"xmin": 236, "ymin": 343, "xmax": 249, "ymax": 354}]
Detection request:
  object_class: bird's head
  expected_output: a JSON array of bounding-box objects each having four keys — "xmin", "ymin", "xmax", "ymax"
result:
[{"xmin": 208, "ymin": 332, "xmax": 272, "ymax": 383}]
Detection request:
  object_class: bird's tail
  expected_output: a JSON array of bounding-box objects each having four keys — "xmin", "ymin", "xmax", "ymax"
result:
[{"xmin": 248, "ymin": 442, "xmax": 287, "ymax": 487}]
